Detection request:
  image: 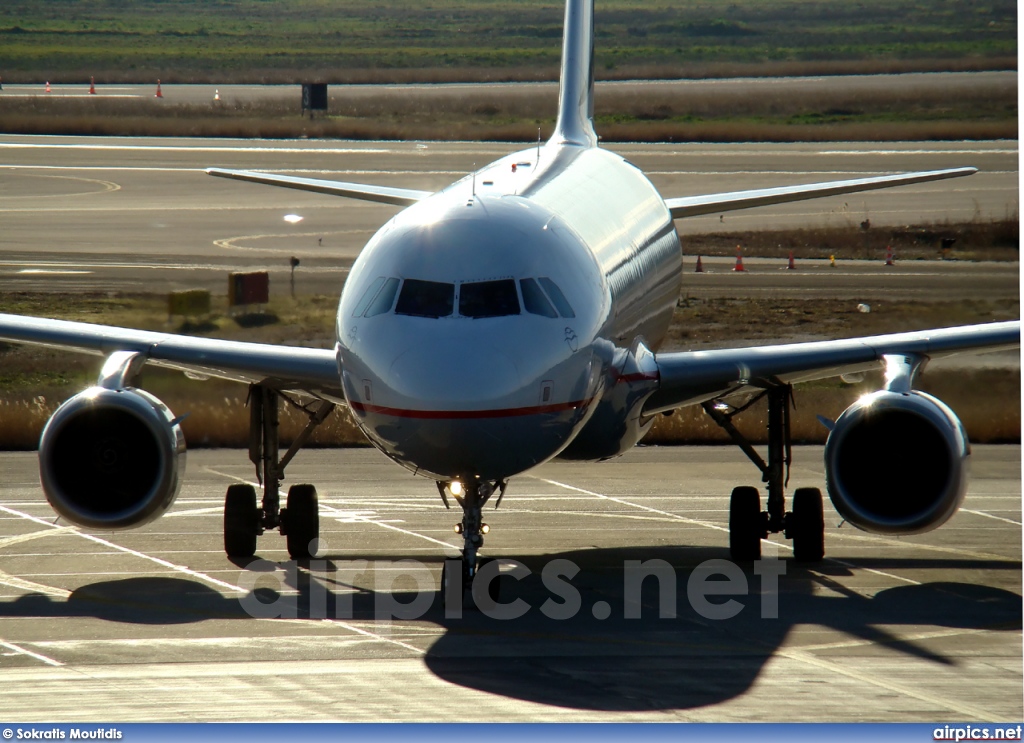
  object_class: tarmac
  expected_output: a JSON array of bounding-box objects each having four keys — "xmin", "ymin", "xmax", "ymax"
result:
[{"xmin": 0, "ymin": 445, "xmax": 1020, "ymax": 722}]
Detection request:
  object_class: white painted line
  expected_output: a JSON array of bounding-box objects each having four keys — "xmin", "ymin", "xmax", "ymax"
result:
[
  {"xmin": 16, "ymin": 269, "xmax": 93, "ymax": 275},
  {"xmin": 0, "ymin": 639, "xmax": 63, "ymax": 667},
  {"xmin": 203, "ymin": 467, "xmax": 459, "ymax": 554},
  {"xmin": 0, "ymin": 165, "xmax": 460, "ymax": 176},
  {"xmin": 0, "ymin": 569, "xmax": 71, "ymax": 599},
  {"xmin": 777, "ymin": 646, "xmax": 1001, "ymax": 720},
  {"xmin": 0, "ymin": 504, "xmax": 243, "ymax": 593},
  {"xmin": 961, "ymin": 508, "xmax": 1022, "ymax": 526},
  {"xmin": 321, "ymin": 503, "xmax": 459, "ymax": 555},
  {"xmin": 0, "ymin": 143, "xmax": 392, "ymax": 155},
  {"xmin": 0, "ymin": 527, "xmax": 75, "ymax": 550},
  {"xmin": 0, "ymin": 504, "xmax": 426, "ymax": 656},
  {"xmin": 536, "ymin": 477, "xmax": 731, "ymax": 534},
  {"xmin": 162, "ymin": 507, "xmax": 224, "ymax": 518},
  {"xmin": 536, "ymin": 477, "xmax": 927, "ymax": 586}
]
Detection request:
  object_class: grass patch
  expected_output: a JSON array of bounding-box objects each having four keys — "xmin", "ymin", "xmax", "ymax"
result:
[
  {"xmin": 0, "ymin": 71, "xmax": 1015, "ymax": 142},
  {"xmin": 686, "ymin": 219, "xmax": 1020, "ymax": 262},
  {"xmin": 0, "ymin": 0, "xmax": 1015, "ymax": 83}
]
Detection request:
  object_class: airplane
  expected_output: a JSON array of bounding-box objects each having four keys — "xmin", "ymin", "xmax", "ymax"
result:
[{"xmin": 0, "ymin": 0, "xmax": 1018, "ymax": 609}]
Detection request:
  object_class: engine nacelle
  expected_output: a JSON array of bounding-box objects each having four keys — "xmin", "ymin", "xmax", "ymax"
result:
[
  {"xmin": 824, "ymin": 390, "xmax": 969, "ymax": 534},
  {"xmin": 38, "ymin": 386, "xmax": 186, "ymax": 529}
]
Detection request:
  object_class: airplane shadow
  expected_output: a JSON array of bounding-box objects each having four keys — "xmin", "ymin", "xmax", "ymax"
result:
[{"xmin": 2, "ymin": 545, "xmax": 1019, "ymax": 712}]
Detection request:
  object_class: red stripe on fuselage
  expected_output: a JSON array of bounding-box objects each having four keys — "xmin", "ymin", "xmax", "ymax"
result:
[{"xmin": 348, "ymin": 398, "xmax": 594, "ymax": 420}]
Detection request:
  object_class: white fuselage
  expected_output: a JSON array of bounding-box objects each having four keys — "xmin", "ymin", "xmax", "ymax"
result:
[{"xmin": 336, "ymin": 141, "xmax": 681, "ymax": 481}]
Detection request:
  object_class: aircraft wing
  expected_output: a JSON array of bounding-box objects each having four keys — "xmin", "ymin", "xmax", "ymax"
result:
[
  {"xmin": 664, "ymin": 168, "xmax": 977, "ymax": 219},
  {"xmin": 643, "ymin": 321, "xmax": 1020, "ymax": 415},
  {"xmin": 0, "ymin": 314, "xmax": 344, "ymax": 402},
  {"xmin": 206, "ymin": 168, "xmax": 432, "ymax": 206}
]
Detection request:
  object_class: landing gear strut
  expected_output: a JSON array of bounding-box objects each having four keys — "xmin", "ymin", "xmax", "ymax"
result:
[
  {"xmin": 223, "ymin": 384, "xmax": 334, "ymax": 560},
  {"xmin": 703, "ymin": 384, "xmax": 824, "ymax": 562},
  {"xmin": 438, "ymin": 479, "xmax": 506, "ymax": 609}
]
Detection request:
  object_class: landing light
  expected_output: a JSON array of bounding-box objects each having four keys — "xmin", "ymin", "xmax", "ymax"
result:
[
  {"xmin": 283, "ymin": 214, "xmax": 304, "ymax": 224},
  {"xmin": 449, "ymin": 481, "xmax": 463, "ymax": 496}
]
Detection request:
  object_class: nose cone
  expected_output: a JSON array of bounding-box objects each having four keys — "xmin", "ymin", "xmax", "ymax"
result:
[
  {"xmin": 346, "ymin": 333, "xmax": 595, "ymax": 481},
  {"xmin": 387, "ymin": 338, "xmax": 522, "ymax": 410}
]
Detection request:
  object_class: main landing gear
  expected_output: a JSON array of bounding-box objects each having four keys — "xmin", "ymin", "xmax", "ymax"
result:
[
  {"xmin": 223, "ymin": 384, "xmax": 335, "ymax": 560},
  {"xmin": 438, "ymin": 479, "xmax": 507, "ymax": 609},
  {"xmin": 702, "ymin": 384, "xmax": 825, "ymax": 563}
]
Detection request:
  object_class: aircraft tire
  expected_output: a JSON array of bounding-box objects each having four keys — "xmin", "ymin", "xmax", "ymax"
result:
[
  {"xmin": 224, "ymin": 484, "xmax": 259, "ymax": 558},
  {"xmin": 790, "ymin": 487, "xmax": 825, "ymax": 562},
  {"xmin": 284, "ymin": 484, "xmax": 319, "ymax": 559},
  {"xmin": 729, "ymin": 486, "xmax": 763, "ymax": 561},
  {"xmin": 476, "ymin": 557, "xmax": 502, "ymax": 605}
]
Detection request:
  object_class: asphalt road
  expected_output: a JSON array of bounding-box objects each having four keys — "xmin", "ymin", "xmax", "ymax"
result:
[
  {"xmin": 0, "ymin": 135, "xmax": 1017, "ymax": 299},
  {"xmin": 0, "ymin": 446, "xmax": 1019, "ymax": 722}
]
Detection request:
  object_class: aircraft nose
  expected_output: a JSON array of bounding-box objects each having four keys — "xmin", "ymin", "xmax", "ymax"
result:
[
  {"xmin": 387, "ymin": 338, "xmax": 522, "ymax": 409},
  {"xmin": 348, "ymin": 334, "xmax": 589, "ymax": 480}
]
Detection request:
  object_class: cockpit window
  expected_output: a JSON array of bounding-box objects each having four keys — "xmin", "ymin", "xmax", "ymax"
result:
[
  {"xmin": 459, "ymin": 279, "xmax": 520, "ymax": 319},
  {"xmin": 395, "ymin": 279, "xmax": 454, "ymax": 318},
  {"xmin": 520, "ymin": 278, "xmax": 558, "ymax": 318},
  {"xmin": 353, "ymin": 276, "xmax": 386, "ymax": 317},
  {"xmin": 364, "ymin": 277, "xmax": 400, "ymax": 317},
  {"xmin": 538, "ymin": 277, "xmax": 575, "ymax": 318}
]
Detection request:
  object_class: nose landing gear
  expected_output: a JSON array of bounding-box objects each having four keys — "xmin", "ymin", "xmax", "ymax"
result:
[{"xmin": 438, "ymin": 479, "xmax": 507, "ymax": 609}]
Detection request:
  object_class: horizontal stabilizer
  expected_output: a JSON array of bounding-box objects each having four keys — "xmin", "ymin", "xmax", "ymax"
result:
[
  {"xmin": 206, "ymin": 168, "xmax": 432, "ymax": 206},
  {"xmin": 665, "ymin": 167, "xmax": 977, "ymax": 220}
]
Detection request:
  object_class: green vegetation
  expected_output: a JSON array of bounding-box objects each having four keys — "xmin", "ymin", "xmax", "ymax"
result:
[{"xmin": 0, "ymin": 0, "xmax": 1015, "ymax": 83}]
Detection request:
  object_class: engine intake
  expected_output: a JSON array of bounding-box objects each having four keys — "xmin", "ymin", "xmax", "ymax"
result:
[
  {"xmin": 39, "ymin": 386, "xmax": 186, "ymax": 529},
  {"xmin": 824, "ymin": 390, "xmax": 968, "ymax": 534}
]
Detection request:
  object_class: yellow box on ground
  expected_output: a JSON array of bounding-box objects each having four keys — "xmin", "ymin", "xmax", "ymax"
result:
[{"xmin": 168, "ymin": 289, "xmax": 211, "ymax": 317}]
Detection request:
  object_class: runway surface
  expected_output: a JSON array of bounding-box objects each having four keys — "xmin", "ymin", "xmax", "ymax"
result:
[
  {"xmin": 0, "ymin": 446, "xmax": 1019, "ymax": 722},
  {"xmin": 0, "ymin": 134, "xmax": 1017, "ymax": 298}
]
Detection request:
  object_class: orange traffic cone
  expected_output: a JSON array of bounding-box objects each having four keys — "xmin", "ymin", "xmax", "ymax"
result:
[
  {"xmin": 45, "ymin": 81, "xmax": 51, "ymax": 93},
  {"xmin": 155, "ymin": 79, "xmax": 163, "ymax": 98},
  {"xmin": 733, "ymin": 245, "xmax": 745, "ymax": 272},
  {"xmin": 884, "ymin": 245, "xmax": 895, "ymax": 266},
  {"xmin": 787, "ymin": 252, "xmax": 796, "ymax": 270},
  {"xmin": 695, "ymin": 255, "xmax": 704, "ymax": 273},
  {"xmin": 89, "ymin": 76, "xmax": 95, "ymax": 94}
]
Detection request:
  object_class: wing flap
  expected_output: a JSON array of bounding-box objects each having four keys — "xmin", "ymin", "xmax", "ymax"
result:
[
  {"xmin": 206, "ymin": 168, "xmax": 432, "ymax": 206},
  {"xmin": 0, "ymin": 314, "xmax": 344, "ymax": 401},
  {"xmin": 644, "ymin": 321, "xmax": 1020, "ymax": 415},
  {"xmin": 664, "ymin": 167, "xmax": 977, "ymax": 220}
]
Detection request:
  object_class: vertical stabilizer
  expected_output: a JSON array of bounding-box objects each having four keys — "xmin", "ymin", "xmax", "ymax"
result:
[{"xmin": 552, "ymin": 0, "xmax": 597, "ymax": 147}]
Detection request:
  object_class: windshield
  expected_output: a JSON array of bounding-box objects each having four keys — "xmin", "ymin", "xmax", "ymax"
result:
[
  {"xmin": 459, "ymin": 279, "xmax": 521, "ymax": 319},
  {"xmin": 395, "ymin": 279, "xmax": 455, "ymax": 318}
]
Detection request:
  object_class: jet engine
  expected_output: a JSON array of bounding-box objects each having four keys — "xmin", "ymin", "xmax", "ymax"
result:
[
  {"xmin": 38, "ymin": 386, "xmax": 186, "ymax": 529},
  {"xmin": 823, "ymin": 389, "xmax": 969, "ymax": 534}
]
